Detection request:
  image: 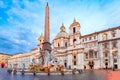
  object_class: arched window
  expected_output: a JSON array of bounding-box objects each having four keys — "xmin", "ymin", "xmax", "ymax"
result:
[
  {"xmin": 64, "ymin": 60, "xmax": 67, "ymax": 68},
  {"xmin": 73, "ymin": 54, "xmax": 77, "ymax": 65},
  {"xmin": 58, "ymin": 43, "xmax": 60, "ymax": 47},
  {"xmin": 74, "ymin": 61, "xmax": 76, "ymax": 65},
  {"xmin": 103, "ymin": 43, "xmax": 108, "ymax": 48},
  {"xmin": 105, "ymin": 53, "xmax": 108, "ymax": 57},
  {"xmin": 102, "ymin": 33, "xmax": 107, "ymax": 40},
  {"xmin": 104, "ymin": 50, "xmax": 108, "ymax": 57},
  {"xmin": 95, "ymin": 51, "xmax": 97, "ymax": 58},
  {"xmin": 112, "ymin": 41, "xmax": 117, "ymax": 48},
  {"xmin": 73, "ymin": 39, "xmax": 76, "ymax": 44},
  {"xmin": 74, "ymin": 55, "xmax": 76, "ymax": 59},
  {"xmin": 73, "ymin": 27, "xmax": 76, "ymax": 33},
  {"xmin": 85, "ymin": 53, "xmax": 88, "ymax": 59},
  {"xmin": 65, "ymin": 42, "xmax": 67, "ymax": 47},
  {"xmin": 89, "ymin": 50, "xmax": 94, "ymax": 58},
  {"xmin": 114, "ymin": 58, "xmax": 117, "ymax": 63}
]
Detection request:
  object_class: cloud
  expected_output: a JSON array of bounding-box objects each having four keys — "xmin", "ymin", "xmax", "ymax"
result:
[
  {"xmin": 0, "ymin": 0, "xmax": 45, "ymax": 54},
  {"xmin": 1, "ymin": 0, "xmax": 120, "ymax": 54},
  {"xmin": 0, "ymin": 27, "xmax": 38, "ymax": 54}
]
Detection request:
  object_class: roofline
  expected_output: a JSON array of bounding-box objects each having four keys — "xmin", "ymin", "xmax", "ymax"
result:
[{"xmin": 81, "ymin": 26, "xmax": 120, "ymax": 38}]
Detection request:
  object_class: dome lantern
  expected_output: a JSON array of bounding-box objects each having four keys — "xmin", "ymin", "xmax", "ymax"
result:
[{"xmin": 60, "ymin": 23, "xmax": 66, "ymax": 32}]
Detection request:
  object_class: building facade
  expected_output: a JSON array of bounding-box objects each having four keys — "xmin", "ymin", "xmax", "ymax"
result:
[
  {"xmin": 0, "ymin": 53, "xmax": 11, "ymax": 68},
  {"xmin": 8, "ymin": 48, "xmax": 39, "ymax": 69},
  {"xmin": 52, "ymin": 19, "xmax": 120, "ymax": 69}
]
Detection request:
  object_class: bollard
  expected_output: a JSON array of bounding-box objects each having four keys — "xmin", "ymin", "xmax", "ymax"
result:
[
  {"xmin": 61, "ymin": 70, "xmax": 64, "ymax": 75},
  {"xmin": 47, "ymin": 69, "xmax": 50, "ymax": 76},
  {"xmin": 21, "ymin": 69, "xmax": 25, "ymax": 75},
  {"xmin": 80, "ymin": 69, "xmax": 83, "ymax": 73},
  {"xmin": 77, "ymin": 69, "xmax": 81, "ymax": 74},
  {"xmin": 7, "ymin": 69, "xmax": 12, "ymax": 74},
  {"xmin": 72, "ymin": 69, "xmax": 75, "ymax": 75},
  {"xmin": 33, "ymin": 71, "xmax": 36, "ymax": 76},
  {"xmin": 13, "ymin": 69, "xmax": 17, "ymax": 75}
]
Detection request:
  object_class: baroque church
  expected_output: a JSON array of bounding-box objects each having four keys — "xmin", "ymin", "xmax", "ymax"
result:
[{"xmin": 51, "ymin": 19, "xmax": 120, "ymax": 69}]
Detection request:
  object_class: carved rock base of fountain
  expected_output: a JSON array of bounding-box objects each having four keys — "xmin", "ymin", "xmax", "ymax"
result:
[{"xmin": 42, "ymin": 64, "xmax": 64, "ymax": 72}]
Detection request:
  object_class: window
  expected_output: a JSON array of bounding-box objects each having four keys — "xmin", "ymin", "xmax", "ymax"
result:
[
  {"xmin": 103, "ymin": 43, "xmax": 108, "ymax": 48},
  {"xmin": 102, "ymin": 33, "xmax": 107, "ymax": 40},
  {"xmin": 89, "ymin": 50, "xmax": 94, "ymax": 58},
  {"xmin": 111, "ymin": 30, "xmax": 116, "ymax": 37},
  {"xmin": 95, "ymin": 52, "xmax": 97, "ymax": 58},
  {"xmin": 85, "ymin": 38, "xmax": 87, "ymax": 41},
  {"xmin": 85, "ymin": 53, "xmax": 88, "ymax": 59},
  {"xmin": 104, "ymin": 50, "xmax": 109, "ymax": 57},
  {"xmin": 94, "ymin": 42, "xmax": 96, "ymax": 46},
  {"xmin": 94, "ymin": 36, "xmax": 96, "ymax": 39},
  {"xmin": 89, "ymin": 37, "xmax": 91, "ymax": 40},
  {"xmin": 105, "ymin": 53, "xmax": 108, "ymax": 57},
  {"xmin": 112, "ymin": 41, "xmax": 117, "ymax": 48},
  {"xmin": 73, "ymin": 39, "xmax": 76, "ymax": 44},
  {"xmin": 104, "ymin": 43, "xmax": 107, "ymax": 48},
  {"xmin": 73, "ymin": 27, "xmax": 76, "ymax": 33},
  {"xmin": 74, "ymin": 61, "xmax": 76, "ymax": 65},
  {"xmin": 65, "ymin": 42, "xmax": 67, "ymax": 47},
  {"xmin": 114, "ymin": 59, "xmax": 117, "ymax": 63},
  {"xmin": 105, "ymin": 59, "xmax": 108, "ymax": 61},
  {"xmin": 58, "ymin": 43, "xmax": 60, "ymax": 47},
  {"xmin": 74, "ymin": 55, "xmax": 76, "ymax": 59},
  {"xmin": 82, "ymin": 39, "xmax": 84, "ymax": 42}
]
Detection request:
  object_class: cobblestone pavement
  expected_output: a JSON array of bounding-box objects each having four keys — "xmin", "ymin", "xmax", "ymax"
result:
[
  {"xmin": 85, "ymin": 69, "xmax": 120, "ymax": 80},
  {"xmin": 101, "ymin": 70, "xmax": 120, "ymax": 80},
  {"xmin": 1, "ymin": 68, "xmax": 118, "ymax": 80}
]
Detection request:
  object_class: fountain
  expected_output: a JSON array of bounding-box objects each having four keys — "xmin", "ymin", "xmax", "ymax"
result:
[
  {"xmin": 29, "ymin": 50, "xmax": 64, "ymax": 73},
  {"xmin": 29, "ymin": 3, "xmax": 64, "ymax": 73},
  {"xmin": 41, "ymin": 50, "xmax": 64, "ymax": 72}
]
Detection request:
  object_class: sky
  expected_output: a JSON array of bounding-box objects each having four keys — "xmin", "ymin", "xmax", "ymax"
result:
[{"xmin": 0, "ymin": 0, "xmax": 120, "ymax": 54}]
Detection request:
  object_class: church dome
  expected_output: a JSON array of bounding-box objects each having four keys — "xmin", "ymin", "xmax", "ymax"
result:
[{"xmin": 54, "ymin": 24, "xmax": 69, "ymax": 39}]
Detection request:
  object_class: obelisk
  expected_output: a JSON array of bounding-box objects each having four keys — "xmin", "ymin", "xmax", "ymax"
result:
[{"xmin": 42, "ymin": 3, "xmax": 51, "ymax": 53}]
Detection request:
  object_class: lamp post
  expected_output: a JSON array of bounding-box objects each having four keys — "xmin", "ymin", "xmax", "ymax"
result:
[{"xmin": 111, "ymin": 49, "xmax": 116, "ymax": 71}]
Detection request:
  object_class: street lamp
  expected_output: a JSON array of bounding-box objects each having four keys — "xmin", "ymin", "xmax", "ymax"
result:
[{"xmin": 111, "ymin": 49, "xmax": 116, "ymax": 71}]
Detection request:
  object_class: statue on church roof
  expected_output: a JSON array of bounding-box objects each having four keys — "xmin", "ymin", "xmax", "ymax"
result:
[{"xmin": 38, "ymin": 33, "xmax": 44, "ymax": 40}]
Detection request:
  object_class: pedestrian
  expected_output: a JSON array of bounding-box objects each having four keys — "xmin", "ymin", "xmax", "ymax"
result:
[{"xmin": 84, "ymin": 65, "xmax": 86, "ymax": 70}]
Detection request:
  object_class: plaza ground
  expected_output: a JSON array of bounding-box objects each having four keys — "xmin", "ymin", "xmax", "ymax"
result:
[
  {"xmin": 85, "ymin": 69, "xmax": 120, "ymax": 80},
  {"xmin": 0, "ymin": 68, "xmax": 120, "ymax": 80}
]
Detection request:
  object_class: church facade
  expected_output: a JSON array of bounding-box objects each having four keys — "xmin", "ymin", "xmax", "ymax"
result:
[{"xmin": 52, "ymin": 19, "xmax": 120, "ymax": 69}]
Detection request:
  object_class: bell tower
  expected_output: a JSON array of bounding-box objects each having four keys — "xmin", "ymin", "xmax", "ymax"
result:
[{"xmin": 69, "ymin": 18, "xmax": 81, "ymax": 45}]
